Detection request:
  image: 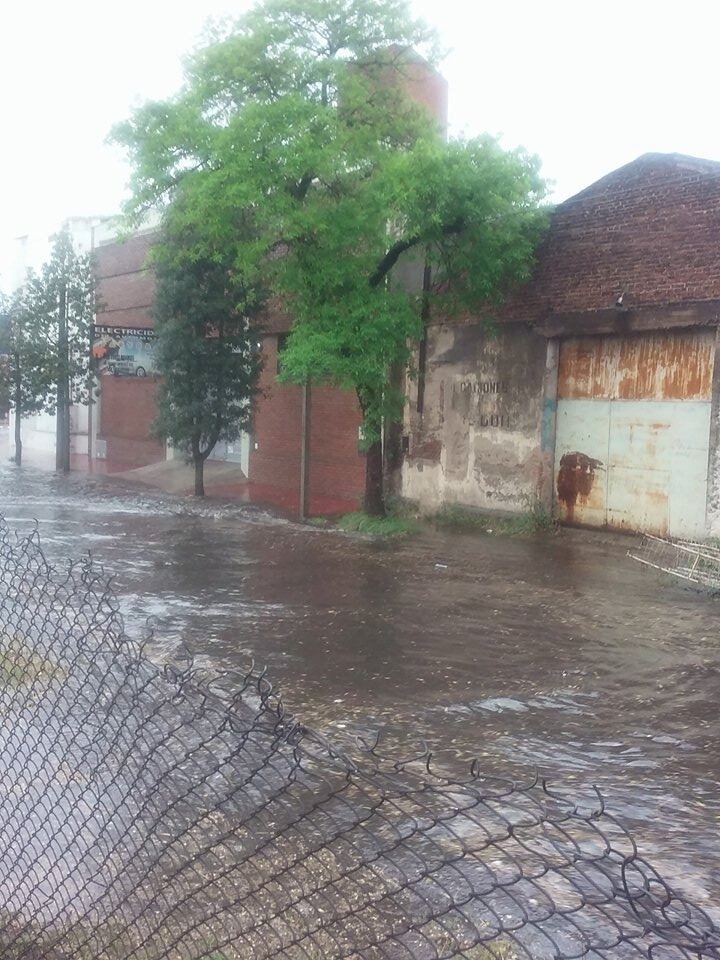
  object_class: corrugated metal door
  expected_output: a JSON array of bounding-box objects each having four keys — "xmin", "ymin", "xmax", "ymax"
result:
[{"xmin": 554, "ymin": 330, "xmax": 714, "ymax": 537}]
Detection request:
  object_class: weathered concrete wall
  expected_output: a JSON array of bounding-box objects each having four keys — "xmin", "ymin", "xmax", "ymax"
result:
[
  {"xmin": 402, "ymin": 322, "xmax": 552, "ymax": 514},
  {"xmin": 704, "ymin": 329, "xmax": 720, "ymax": 537}
]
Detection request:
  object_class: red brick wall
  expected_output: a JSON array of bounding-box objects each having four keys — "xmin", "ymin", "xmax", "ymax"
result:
[
  {"xmin": 95, "ymin": 231, "xmax": 157, "ymax": 330},
  {"xmin": 395, "ymin": 52, "xmax": 448, "ymax": 135},
  {"xmin": 99, "ymin": 374, "xmax": 164, "ymax": 471},
  {"xmin": 307, "ymin": 384, "xmax": 365, "ymax": 516},
  {"xmin": 93, "ymin": 240, "xmax": 365, "ymax": 501},
  {"xmin": 97, "ymin": 272, "xmax": 155, "ymax": 325},
  {"xmin": 248, "ymin": 336, "xmax": 303, "ymax": 510},
  {"xmin": 499, "ymin": 153, "xmax": 720, "ymax": 322},
  {"xmin": 95, "ymin": 232, "xmax": 155, "ymax": 278},
  {"xmin": 248, "ymin": 336, "xmax": 365, "ymax": 515}
]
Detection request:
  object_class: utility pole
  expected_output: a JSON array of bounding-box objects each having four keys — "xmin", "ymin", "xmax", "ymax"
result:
[
  {"xmin": 12, "ymin": 351, "xmax": 22, "ymax": 467},
  {"xmin": 298, "ymin": 381, "xmax": 310, "ymax": 520},
  {"xmin": 87, "ymin": 224, "xmax": 96, "ymax": 473},
  {"xmin": 55, "ymin": 274, "xmax": 70, "ymax": 473}
]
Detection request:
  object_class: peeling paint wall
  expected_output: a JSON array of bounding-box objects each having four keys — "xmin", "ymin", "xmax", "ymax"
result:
[
  {"xmin": 554, "ymin": 330, "xmax": 715, "ymax": 537},
  {"xmin": 558, "ymin": 332, "xmax": 715, "ymax": 401},
  {"xmin": 695, "ymin": 329, "xmax": 720, "ymax": 538},
  {"xmin": 402, "ymin": 323, "xmax": 550, "ymax": 513}
]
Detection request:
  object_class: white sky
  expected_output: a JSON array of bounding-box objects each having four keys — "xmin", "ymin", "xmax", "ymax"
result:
[{"xmin": 2, "ymin": 0, "xmax": 719, "ymax": 287}]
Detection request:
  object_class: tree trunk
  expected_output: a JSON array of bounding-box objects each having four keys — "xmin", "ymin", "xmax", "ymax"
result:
[
  {"xmin": 299, "ymin": 382, "xmax": 310, "ymax": 520},
  {"xmin": 62, "ymin": 403, "xmax": 71, "ymax": 472},
  {"xmin": 14, "ymin": 420, "xmax": 22, "ymax": 466},
  {"xmin": 363, "ymin": 439, "xmax": 385, "ymax": 517},
  {"xmin": 13, "ymin": 412, "xmax": 21, "ymax": 467},
  {"xmin": 384, "ymin": 362, "xmax": 404, "ymax": 491},
  {"xmin": 194, "ymin": 456, "xmax": 205, "ymax": 497}
]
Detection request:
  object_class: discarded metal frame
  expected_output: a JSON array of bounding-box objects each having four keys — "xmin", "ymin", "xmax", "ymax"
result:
[{"xmin": 628, "ymin": 534, "xmax": 720, "ymax": 590}]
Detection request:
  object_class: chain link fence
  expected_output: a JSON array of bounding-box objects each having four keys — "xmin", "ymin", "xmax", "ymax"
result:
[{"xmin": 0, "ymin": 521, "xmax": 718, "ymax": 959}]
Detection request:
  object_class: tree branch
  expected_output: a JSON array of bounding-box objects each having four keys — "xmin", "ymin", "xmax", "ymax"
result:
[
  {"xmin": 368, "ymin": 218, "xmax": 466, "ymax": 289},
  {"xmin": 290, "ymin": 173, "xmax": 315, "ymax": 200},
  {"xmin": 369, "ymin": 235, "xmax": 420, "ymax": 288}
]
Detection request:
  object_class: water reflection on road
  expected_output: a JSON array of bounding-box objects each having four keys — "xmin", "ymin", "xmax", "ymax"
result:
[{"xmin": 1, "ymin": 461, "xmax": 718, "ymax": 913}]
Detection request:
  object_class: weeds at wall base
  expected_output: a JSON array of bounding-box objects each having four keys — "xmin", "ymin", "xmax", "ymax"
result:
[
  {"xmin": 432, "ymin": 499, "xmax": 557, "ymax": 537},
  {"xmin": 308, "ymin": 497, "xmax": 555, "ymax": 540},
  {"xmin": 336, "ymin": 511, "xmax": 418, "ymax": 537}
]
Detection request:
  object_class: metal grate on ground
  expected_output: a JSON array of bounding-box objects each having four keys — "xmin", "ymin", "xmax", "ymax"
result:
[
  {"xmin": 628, "ymin": 534, "xmax": 720, "ymax": 590},
  {"xmin": 0, "ymin": 521, "xmax": 718, "ymax": 959}
]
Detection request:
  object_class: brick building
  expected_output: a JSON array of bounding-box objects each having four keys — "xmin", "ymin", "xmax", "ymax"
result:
[
  {"xmin": 404, "ymin": 152, "xmax": 720, "ymax": 537},
  {"xmin": 92, "ymin": 230, "xmax": 165, "ymax": 471},
  {"xmin": 248, "ymin": 330, "xmax": 367, "ymax": 515},
  {"xmin": 93, "ymin": 228, "xmax": 252, "ymax": 479},
  {"xmin": 91, "ymin": 227, "xmax": 367, "ymax": 512}
]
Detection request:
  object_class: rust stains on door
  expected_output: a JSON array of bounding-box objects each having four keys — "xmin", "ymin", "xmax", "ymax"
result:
[
  {"xmin": 558, "ymin": 331, "xmax": 714, "ymax": 401},
  {"xmin": 556, "ymin": 452, "xmax": 604, "ymax": 523},
  {"xmin": 554, "ymin": 329, "xmax": 714, "ymax": 536}
]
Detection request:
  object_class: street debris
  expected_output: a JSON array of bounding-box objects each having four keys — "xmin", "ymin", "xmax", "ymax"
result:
[{"xmin": 628, "ymin": 535, "xmax": 720, "ymax": 590}]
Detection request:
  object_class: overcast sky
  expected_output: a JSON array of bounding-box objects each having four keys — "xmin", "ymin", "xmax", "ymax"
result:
[{"xmin": 2, "ymin": 0, "xmax": 719, "ymax": 285}]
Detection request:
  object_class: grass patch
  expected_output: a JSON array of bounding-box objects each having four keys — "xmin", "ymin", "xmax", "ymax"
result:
[
  {"xmin": 0, "ymin": 919, "xmax": 62, "ymax": 960},
  {"xmin": 431, "ymin": 927, "xmax": 517, "ymax": 959},
  {"xmin": 337, "ymin": 511, "xmax": 418, "ymax": 537},
  {"xmin": 0, "ymin": 635, "xmax": 58, "ymax": 691},
  {"xmin": 305, "ymin": 516, "xmax": 330, "ymax": 528},
  {"xmin": 434, "ymin": 498, "xmax": 555, "ymax": 538}
]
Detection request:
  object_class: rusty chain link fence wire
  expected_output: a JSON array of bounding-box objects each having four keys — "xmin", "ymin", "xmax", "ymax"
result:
[{"xmin": 0, "ymin": 522, "xmax": 718, "ymax": 960}]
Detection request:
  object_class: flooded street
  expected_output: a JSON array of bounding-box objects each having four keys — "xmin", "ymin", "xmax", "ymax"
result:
[{"xmin": 1, "ymin": 459, "xmax": 718, "ymax": 915}]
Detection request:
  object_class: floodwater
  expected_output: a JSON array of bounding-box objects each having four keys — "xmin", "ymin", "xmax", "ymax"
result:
[{"xmin": 1, "ymin": 459, "xmax": 718, "ymax": 915}]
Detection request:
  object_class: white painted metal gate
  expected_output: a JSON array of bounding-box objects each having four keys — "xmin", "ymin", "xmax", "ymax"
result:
[
  {"xmin": 208, "ymin": 433, "xmax": 250, "ymax": 474},
  {"xmin": 554, "ymin": 331, "xmax": 714, "ymax": 537}
]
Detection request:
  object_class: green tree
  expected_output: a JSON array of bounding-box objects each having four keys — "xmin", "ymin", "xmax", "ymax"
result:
[
  {"xmin": 0, "ymin": 288, "xmax": 54, "ymax": 466},
  {"xmin": 15, "ymin": 232, "xmax": 95, "ymax": 473},
  {"xmin": 47, "ymin": 231, "xmax": 95, "ymax": 473},
  {"xmin": 114, "ymin": 0, "xmax": 548, "ymax": 514},
  {"xmin": 151, "ymin": 223, "xmax": 262, "ymax": 496}
]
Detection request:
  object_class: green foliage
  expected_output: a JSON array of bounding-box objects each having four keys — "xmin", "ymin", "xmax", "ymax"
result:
[
  {"xmin": 337, "ymin": 510, "xmax": 417, "ymax": 536},
  {"xmin": 113, "ymin": 0, "xmax": 548, "ymax": 504},
  {"xmin": 151, "ymin": 219, "xmax": 262, "ymax": 477},
  {"xmin": 1, "ymin": 231, "xmax": 95, "ymax": 469},
  {"xmin": 28, "ymin": 230, "xmax": 95, "ymax": 408},
  {"xmin": 433, "ymin": 498, "xmax": 556, "ymax": 537},
  {"xmin": 0, "ymin": 291, "xmax": 52, "ymax": 417},
  {"xmin": 0, "ymin": 634, "xmax": 60, "ymax": 692},
  {"xmin": 305, "ymin": 516, "xmax": 331, "ymax": 527}
]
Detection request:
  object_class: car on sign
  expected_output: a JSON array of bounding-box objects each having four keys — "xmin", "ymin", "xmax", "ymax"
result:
[{"xmin": 107, "ymin": 358, "xmax": 149, "ymax": 377}]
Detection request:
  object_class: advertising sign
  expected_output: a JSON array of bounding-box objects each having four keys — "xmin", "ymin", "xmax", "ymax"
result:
[{"xmin": 92, "ymin": 325, "xmax": 157, "ymax": 378}]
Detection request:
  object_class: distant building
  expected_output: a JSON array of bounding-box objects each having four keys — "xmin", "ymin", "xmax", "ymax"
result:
[
  {"xmin": 404, "ymin": 153, "xmax": 720, "ymax": 538},
  {"xmin": 92, "ymin": 226, "xmax": 251, "ymax": 477}
]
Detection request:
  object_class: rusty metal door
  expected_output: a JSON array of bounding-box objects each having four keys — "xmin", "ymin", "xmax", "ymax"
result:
[{"xmin": 554, "ymin": 331, "xmax": 714, "ymax": 537}]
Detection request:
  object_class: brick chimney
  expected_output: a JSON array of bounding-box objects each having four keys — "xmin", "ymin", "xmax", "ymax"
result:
[{"xmin": 385, "ymin": 45, "xmax": 448, "ymax": 136}]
